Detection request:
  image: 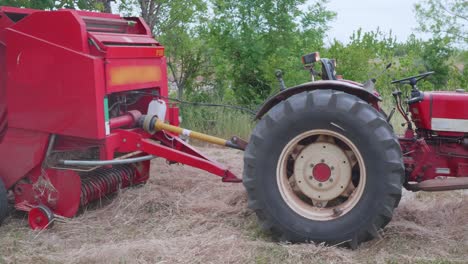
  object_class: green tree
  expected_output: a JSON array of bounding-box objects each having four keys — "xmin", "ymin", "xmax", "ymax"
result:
[
  {"xmin": 119, "ymin": 0, "xmax": 208, "ymax": 100},
  {"xmin": 162, "ymin": 26, "xmax": 211, "ymax": 100},
  {"xmin": 326, "ymin": 28, "xmax": 397, "ymax": 86},
  {"xmin": 119, "ymin": 0, "xmax": 205, "ymax": 36},
  {"xmin": 415, "ymin": 0, "xmax": 467, "ymax": 46},
  {"xmin": 207, "ymin": 0, "xmax": 335, "ymax": 106}
]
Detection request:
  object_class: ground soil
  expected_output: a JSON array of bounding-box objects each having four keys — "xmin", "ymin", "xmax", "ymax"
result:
[{"xmin": 0, "ymin": 147, "xmax": 467, "ymax": 263}]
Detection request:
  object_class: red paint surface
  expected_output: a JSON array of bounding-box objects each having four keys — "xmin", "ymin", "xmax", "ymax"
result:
[
  {"xmin": 400, "ymin": 134, "xmax": 468, "ymax": 182},
  {"xmin": 410, "ymin": 91, "xmax": 468, "ymax": 132},
  {"xmin": 0, "ymin": 6, "xmax": 238, "ymax": 223},
  {"xmin": 0, "ymin": 128, "xmax": 49, "ymax": 189}
]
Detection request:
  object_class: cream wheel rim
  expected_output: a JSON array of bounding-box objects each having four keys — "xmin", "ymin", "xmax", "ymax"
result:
[{"xmin": 276, "ymin": 129, "xmax": 366, "ymax": 221}]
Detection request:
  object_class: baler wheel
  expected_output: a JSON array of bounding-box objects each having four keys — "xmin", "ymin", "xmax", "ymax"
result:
[
  {"xmin": 0, "ymin": 178, "xmax": 8, "ymax": 224},
  {"xmin": 243, "ymin": 89, "xmax": 404, "ymax": 248},
  {"xmin": 28, "ymin": 205, "xmax": 54, "ymax": 230}
]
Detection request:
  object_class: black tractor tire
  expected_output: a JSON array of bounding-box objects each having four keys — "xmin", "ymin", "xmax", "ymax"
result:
[
  {"xmin": 0, "ymin": 178, "xmax": 8, "ymax": 224},
  {"xmin": 243, "ymin": 89, "xmax": 404, "ymax": 248},
  {"xmin": 378, "ymin": 109, "xmax": 394, "ymax": 130}
]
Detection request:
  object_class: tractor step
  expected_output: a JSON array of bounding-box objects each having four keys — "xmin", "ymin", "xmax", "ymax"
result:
[{"xmin": 406, "ymin": 177, "xmax": 468, "ymax": 192}]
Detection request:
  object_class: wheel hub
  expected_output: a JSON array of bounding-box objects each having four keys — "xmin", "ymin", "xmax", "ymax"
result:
[
  {"xmin": 294, "ymin": 142, "xmax": 352, "ymax": 202},
  {"xmin": 312, "ymin": 163, "xmax": 331, "ymax": 182},
  {"xmin": 28, "ymin": 205, "xmax": 54, "ymax": 230}
]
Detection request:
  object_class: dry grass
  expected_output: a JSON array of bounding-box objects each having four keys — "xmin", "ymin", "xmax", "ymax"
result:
[{"xmin": 0, "ymin": 147, "xmax": 467, "ymax": 264}]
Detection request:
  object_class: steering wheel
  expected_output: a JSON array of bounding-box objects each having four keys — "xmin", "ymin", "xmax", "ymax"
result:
[{"xmin": 391, "ymin": 71, "xmax": 434, "ymax": 85}]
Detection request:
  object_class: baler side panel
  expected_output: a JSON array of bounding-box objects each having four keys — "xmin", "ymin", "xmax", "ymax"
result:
[
  {"xmin": 0, "ymin": 11, "xmax": 14, "ymax": 143},
  {"xmin": 6, "ymin": 30, "xmax": 106, "ymax": 139},
  {"xmin": 0, "ymin": 128, "xmax": 49, "ymax": 189},
  {"xmin": 9, "ymin": 10, "xmax": 88, "ymax": 53},
  {"xmin": 0, "ymin": 42, "xmax": 7, "ymax": 142},
  {"xmin": 124, "ymin": 17, "xmax": 152, "ymax": 35}
]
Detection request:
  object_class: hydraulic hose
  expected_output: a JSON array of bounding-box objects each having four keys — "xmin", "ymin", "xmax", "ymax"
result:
[{"xmin": 60, "ymin": 155, "xmax": 155, "ymax": 166}]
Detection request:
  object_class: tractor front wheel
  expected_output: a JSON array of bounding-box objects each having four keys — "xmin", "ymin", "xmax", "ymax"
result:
[{"xmin": 243, "ymin": 90, "xmax": 404, "ymax": 248}]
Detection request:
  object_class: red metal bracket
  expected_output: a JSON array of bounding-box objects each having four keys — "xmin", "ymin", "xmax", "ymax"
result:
[
  {"xmin": 410, "ymin": 139, "xmax": 431, "ymax": 180},
  {"xmin": 116, "ymin": 129, "xmax": 241, "ymax": 183}
]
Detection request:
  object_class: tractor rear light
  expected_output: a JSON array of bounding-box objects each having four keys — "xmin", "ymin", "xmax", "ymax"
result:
[{"xmin": 302, "ymin": 52, "xmax": 320, "ymax": 65}]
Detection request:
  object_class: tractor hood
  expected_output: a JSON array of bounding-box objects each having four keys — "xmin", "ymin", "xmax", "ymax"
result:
[{"xmin": 409, "ymin": 90, "xmax": 468, "ymax": 133}]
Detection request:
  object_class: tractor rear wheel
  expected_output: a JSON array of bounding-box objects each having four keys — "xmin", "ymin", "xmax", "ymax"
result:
[
  {"xmin": 0, "ymin": 178, "xmax": 8, "ymax": 224},
  {"xmin": 243, "ymin": 90, "xmax": 404, "ymax": 248}
]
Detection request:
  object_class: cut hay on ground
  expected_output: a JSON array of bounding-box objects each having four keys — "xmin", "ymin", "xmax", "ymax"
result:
[{"xmin": 1, "ymin": 147, "xmax": 467, "ymax": 263}]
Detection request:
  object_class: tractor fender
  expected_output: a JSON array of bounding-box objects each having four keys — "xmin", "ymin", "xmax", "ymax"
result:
[{"xmin": 255, "ymin": 80, "xmax": 382, "ymax": 119}]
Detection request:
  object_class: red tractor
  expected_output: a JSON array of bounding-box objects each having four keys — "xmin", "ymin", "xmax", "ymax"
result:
[{"xmin": 244, "ymin": 52, "xmax": 468, "ymax": 247}]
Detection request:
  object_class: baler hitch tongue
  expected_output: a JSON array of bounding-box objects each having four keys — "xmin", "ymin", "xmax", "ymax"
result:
[{"xmin": 140, "ymin": 115, "xmax": 247, "ymax": 151}]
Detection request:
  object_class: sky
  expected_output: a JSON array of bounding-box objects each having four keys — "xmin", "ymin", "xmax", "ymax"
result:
[{"xmin": 321, "ymin": 0, "xmax": 427, "ymax": 44}]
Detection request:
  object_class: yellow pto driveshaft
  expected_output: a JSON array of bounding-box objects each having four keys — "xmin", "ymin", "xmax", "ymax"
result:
[{"xmin": 140, "ymin": 115, "xmax": 247, "ymax": 150}]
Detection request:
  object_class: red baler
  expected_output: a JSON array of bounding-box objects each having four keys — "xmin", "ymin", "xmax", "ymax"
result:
[{"xmin": 0, "ymin": 6, "xmax": 240, "ymax": 229}]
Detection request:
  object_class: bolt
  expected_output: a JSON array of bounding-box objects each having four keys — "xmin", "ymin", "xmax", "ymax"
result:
[
  {"xmin": 318, "ymin": 183, "xmax": 323, "ymax": 187},
  {"xmin": 331, "ymin": 166, "xmax": 334, "ymax": 170},
  {"xmin": 310, "ymin": 163, "xmax": 314, "ymax": 168},
  {"xmin": 321, "ymin": 159, "xmax": 325, "ymax": 163},
  {"xmin": 309, "ymin": 176, "xmax": 313, "ymax": 180},
  {"xmin": 329, "ymin": 178, "xmax": 333, "ymax": 182}
]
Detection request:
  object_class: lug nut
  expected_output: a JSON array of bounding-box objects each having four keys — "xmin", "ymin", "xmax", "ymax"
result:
[
  {"xmin": 318, "ymin": 183, "xmax": 323, "ymax": 187},
  {"xmin": 329, "ymin": 178, "xmax": 333, "ymax": 182},
  {"xmin": 331, "ymin": 166, "xmax": 334, "ymax": 170}
]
